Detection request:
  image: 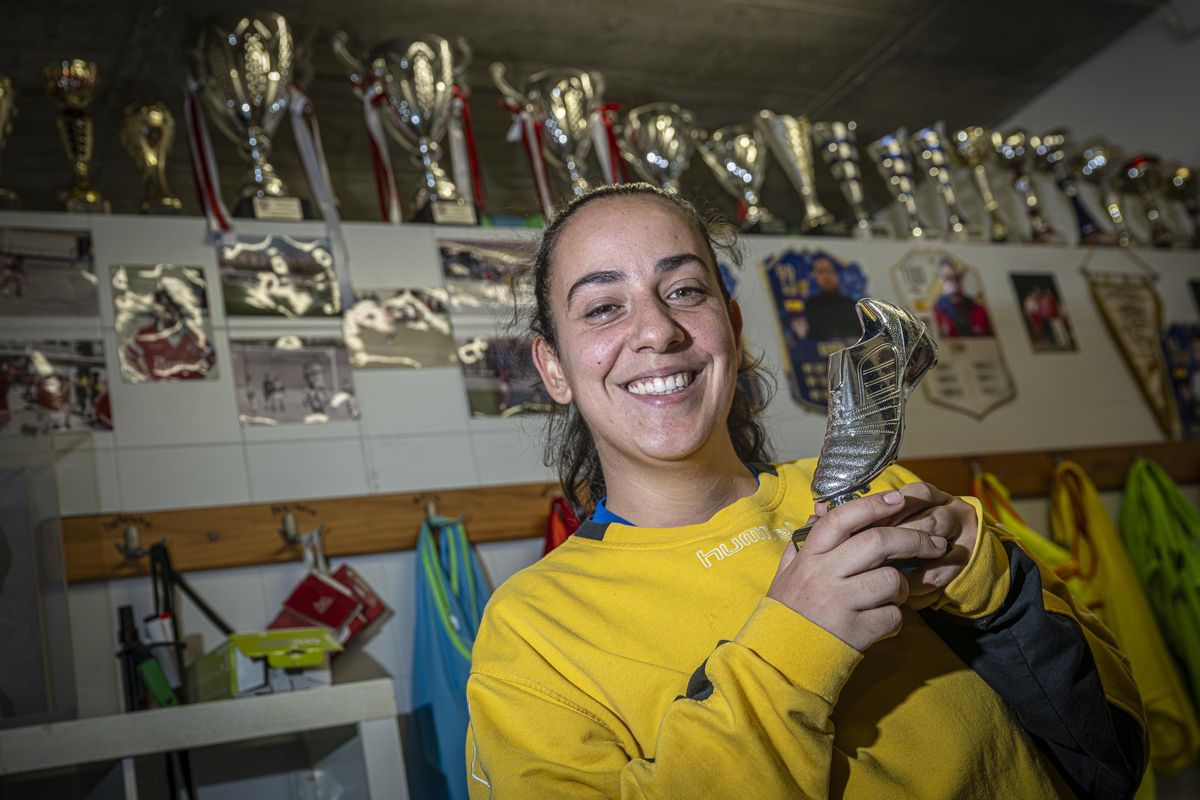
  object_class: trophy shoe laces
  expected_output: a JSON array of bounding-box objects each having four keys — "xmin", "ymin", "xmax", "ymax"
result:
[{"xmin": 810, "ymin": 298, "xmax": 937, "ymax": 504}]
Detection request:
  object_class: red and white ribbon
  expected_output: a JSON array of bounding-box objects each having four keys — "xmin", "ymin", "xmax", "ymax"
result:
[
  {"xmin": 289, "ymin": 84, "xmax": 354, "ymax": 314},
  {"xmin": 590, "ymin": 103, "xmax": 627, "ymax": 186},
  {"xmin": 183, "ymin": 80, "xmax": 234, "ymax": 242},
  {"xmin": 362, "ymin": 87, "xmax": 403, "ymax": 224},
  {"xmin": 505, "ymin": 104, "xmax": 555, "ymax": 219},
  {"xmin": 450, "ymin": 86, "xmax": 486, "ymax": 212}
]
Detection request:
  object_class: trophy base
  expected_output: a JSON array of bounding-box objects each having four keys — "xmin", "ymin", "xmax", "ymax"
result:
[
  {"xmin": 142, "ymin": 197, "xmax": 184, "ymax": 215},
  {"xmin": 0, "ymin": 188, "xmax": 20, "ymax": 210},
  {"xmin": 742, "ymin": 217, "xmax": 788, "ymax": 235},
  {"xmin": 234, "ymin": 195, "xmax": 313, "ymax": 221},
  {"xmin": 64, "ymin": 195, "xmax": 111, "ymax": 214},
  {"xmin": 411, "ymin": 198, "xmax": 478, "ymax": 226}
]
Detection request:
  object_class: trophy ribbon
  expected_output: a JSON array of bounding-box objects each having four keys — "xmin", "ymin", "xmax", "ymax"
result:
[
  {"xmin": 589, "ymin": 103, "xmax": 627, "ymax": 185},
  {"xmin": 504, "ymin": 103, "xmax": 556, "ymax": 218},
  {"xmin": 288, "ymin": 84, "xmax": 353, "ymax": 315},
  {"xmin": 183, "ymin": 80, "xmax": 234, "ymax": 240},
  {"xmin": 450, "ymin": 87, "xmax": 487, "ymax": 211},
  {"xmin": 362, "ymin": 88, "xmax": 403, "ymax": 223}
]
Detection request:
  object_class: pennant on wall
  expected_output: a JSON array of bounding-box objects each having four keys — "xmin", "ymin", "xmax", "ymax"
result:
[
  {"xmin": 1085, "ymin": 256, "xmax": 1177, "ymax": 438},
  {"xmin": 891, "ymin": 247, "xmax": 1016, "ymax": 419}
]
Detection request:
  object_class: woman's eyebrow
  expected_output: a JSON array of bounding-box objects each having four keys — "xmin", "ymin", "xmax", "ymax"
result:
[
  {"xmin": 566, "ymin": 269, "xmax": 625, "ymax": 311},
  {"xmin": 564, "ymin": 254, "xmax": 707, "ymax": 311}
]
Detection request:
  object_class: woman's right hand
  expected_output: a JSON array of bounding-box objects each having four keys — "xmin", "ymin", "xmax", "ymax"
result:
[{"xmin": 766, "ymin": 490, "xmax": 948, "ymax": 652}]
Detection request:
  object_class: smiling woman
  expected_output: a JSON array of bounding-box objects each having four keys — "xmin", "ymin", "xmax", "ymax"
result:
[{"xmin": 464, "ymin": 183, "xmax": 1148, "ymax": 799}]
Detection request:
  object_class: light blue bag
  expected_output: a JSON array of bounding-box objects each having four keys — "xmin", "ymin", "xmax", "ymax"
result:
[{"xmin": 408, "ymin": 515, "xmax": 491, "ymax": 800}]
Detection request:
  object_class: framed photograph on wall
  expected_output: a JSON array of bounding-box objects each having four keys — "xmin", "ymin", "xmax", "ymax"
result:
[
  {"xmin": 0, "ymin": 339, "xmax": 111, "ymax": 436},
  {"xmin": 112, "ymin": 264, "xmax": 216, "ymax": 383},
  {"xmin": 231, "ymin": 335, "xmax": 359, "ymax": 426},
  {"xmin": 0, "ymin": 227, "xmax": 97, "ymax": 316},
  {"xmin": 1010, "ymin": 272, "xmax": 1076, "ymax": 352}
]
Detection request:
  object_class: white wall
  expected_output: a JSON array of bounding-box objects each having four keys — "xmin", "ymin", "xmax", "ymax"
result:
[{"xmin": 1000, "ymin": 2, "xmax": 1200, "ymax": 167}]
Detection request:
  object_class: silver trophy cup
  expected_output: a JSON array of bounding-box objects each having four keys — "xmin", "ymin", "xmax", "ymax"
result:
[
  {"xmin": 867, "ymin": 128, "xmax": 927, "ymax": 239},
  {"xmin": 1122, "ymin": 155, "xmax": 1175, "ymax": 249},
  {"xmin": 992, "ymin": 130, "xmax": 1059, "ymax": 243},
  {"xmin": 1165, "ymin": 165, "xmax": 1200, "ymax": 248},
  {"xmin": 812, "ymin": 120, "xmax": 880, "ymax": 238},
  {"xmin": 698, "ymin": 124, "xmax": 782, "ymax": 233},
  {"xmin": 1078, "ymin": 140, "xmax": 1131, "ymax": 247},
  {"xmin": 333, "ymin": 32, "xmax": 476, "ymax": 224},
  {"xmin": 755, "ymin": 110, "xmax": 834, "ymax": 232},
  {"xmin": 492, "ymin": 63, "xmax": 603, "ymax": 198},
  {"xmin": 911, "ymin": 122, "xmax": 969, "ymax": 239},
  {"xmin": 191, "ymin": 11, "xmax": 307, "ymax": 220},
  {"xmin": 951, "ymin": 126, "xmax": 1009, "ymax": 242},
  {"xmin": 1031, "ymin": 128, "xmax": 1106, "ymax": 245},
  {"xmin": 616, "ymin": 102, "xmax": 698, "ymax": 194}
]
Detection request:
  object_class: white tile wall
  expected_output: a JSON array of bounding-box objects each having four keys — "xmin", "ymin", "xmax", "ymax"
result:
[
  {"xmin": 365, "ymin": 434, "xmax": 477, "ymax": 493},
  {"xmin": 116, "ymin": 443, "xmax": 250, "ymax": 511},
  {"xmin": 470, "ymin": 422, "xmax": 556, "ymax": 486},
  {"xmin": 355, "ymin": 367, "xmax": 471, "ymax": 437},
  {"xmin": 245, "ymin": 438, "xmax": 370, "ymax": 502}
]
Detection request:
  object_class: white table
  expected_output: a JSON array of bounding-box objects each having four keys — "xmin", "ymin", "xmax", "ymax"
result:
[{"xmin": 0, "ymin": 679, "xmax": 408, "ymax": 799}]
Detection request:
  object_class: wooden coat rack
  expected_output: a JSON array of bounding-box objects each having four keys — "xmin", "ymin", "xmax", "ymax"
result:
[{"xmin": 63, "ymin": 439, "xmax": 1200, "ymax": 583}]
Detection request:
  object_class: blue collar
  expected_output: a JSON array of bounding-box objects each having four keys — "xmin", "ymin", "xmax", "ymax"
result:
[{"xmin": 592, "ymin": 463, "xmax": 764, "ymax": 528}]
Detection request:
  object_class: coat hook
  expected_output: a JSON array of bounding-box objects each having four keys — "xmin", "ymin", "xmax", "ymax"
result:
[
  {"xmin": 279, "ymin": 512, "xmax": 301, "ymax": 545},
  {"xmin": 115, "ymin": 524, "xmax": 148, "ymax": 559}
]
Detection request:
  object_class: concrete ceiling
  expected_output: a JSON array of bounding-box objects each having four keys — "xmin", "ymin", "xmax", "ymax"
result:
[{"xmin": 0, "ymin": 0, "xmax": 1155, "ymax": 224}]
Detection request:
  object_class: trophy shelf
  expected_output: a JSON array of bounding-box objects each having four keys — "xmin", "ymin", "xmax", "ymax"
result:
[{"xmin": 61, "ymin": 438, "xmax": 1200, "ymax": 584}]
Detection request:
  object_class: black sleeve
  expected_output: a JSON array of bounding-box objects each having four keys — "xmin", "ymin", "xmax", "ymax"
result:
[{"xmin": 920, "ymin": 541, "xmax": 1146, "ymax": 800}]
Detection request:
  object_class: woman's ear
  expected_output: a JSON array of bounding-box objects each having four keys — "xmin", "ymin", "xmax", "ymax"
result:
[{"xmin": 532, "ymin": 336, "xmax": 572, "ymax": 404}]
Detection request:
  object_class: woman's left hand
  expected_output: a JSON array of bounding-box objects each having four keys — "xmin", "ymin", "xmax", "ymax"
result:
[{"xmin": 815, "ymin": 482, "xmax": 978, "ymax": 610}]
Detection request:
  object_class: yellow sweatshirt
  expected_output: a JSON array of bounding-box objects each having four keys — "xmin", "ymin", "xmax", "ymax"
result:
[{"xmin": 466, "ymin": 461, "xmax": 1147, "ymax": 798}]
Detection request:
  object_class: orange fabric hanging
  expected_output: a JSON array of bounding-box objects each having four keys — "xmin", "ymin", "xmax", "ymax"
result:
[{"xmin": 544, "ymin": 495, "xmax": 581, "ymax": 555}]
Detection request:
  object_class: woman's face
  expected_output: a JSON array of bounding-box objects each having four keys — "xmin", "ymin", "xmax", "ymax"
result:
[{"xmin": 533, "ymin": 195, "xmax": 742, "ymax": 469}]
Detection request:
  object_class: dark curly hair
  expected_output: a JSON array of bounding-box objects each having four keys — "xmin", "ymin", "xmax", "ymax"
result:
[{"xmin": 523, "ymin": 182, "xmax": 774, "ymax": 516}]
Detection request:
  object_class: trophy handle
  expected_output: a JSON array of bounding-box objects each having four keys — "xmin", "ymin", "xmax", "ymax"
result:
[
  {"xmin": 454, "ymin": 37, "xmax": 473, "ymax": 82},
  {"xmin": 490, "ymin": 62, "xmax": 525, "ymax": 108},
  {"xmin": 331, "ymin": 30, "xmax": 367, "ymax": 83},
  {"xmin": 589, "ymin": 71, "xmax": 606, "ymax": 99}
]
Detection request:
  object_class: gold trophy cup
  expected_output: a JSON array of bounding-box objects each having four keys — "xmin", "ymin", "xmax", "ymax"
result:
[
  {"xmin": 44, "ymin": 59, "xmax": 107, "ymax": 213},
  {"xmin": 121, "ymin": 103, "xmax": 183, "ymax": 214}
]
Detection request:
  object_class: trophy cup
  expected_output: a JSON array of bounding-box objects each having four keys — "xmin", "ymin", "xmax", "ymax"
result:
[
  {"xmin": 1030, "ymin": 129, "xmax": 1106, "ymax": 245},
  {"xmin": 333, "ymin": 32, "xmax": 476, "ymax": 224},
  {"xmin": 951, "ymin": 126, "xmax": 1009, "ymax": 242},
  {"xmin": 1165, "ymin": 165, "xmax": 1200, "ymax": 248},
  {"xmin": 120, "ymin": 104, "xmax": 183, "ymax": 215},
  {"xmin": 792, "ymin": 298, "xmax": 938, "ymax": 545},
  {"xmin": 697, "ymin": 124, "xmax": 783, "ymax": 233},
  {"xmin": 1122, "ymin": 155, "xmax": 1175, "ymax": 249},
  {"xmin": 867, "ymin": 129, "xmax": 927, "ymax": 239},
  {"xmin": 492, "ymin": 63, "xmax": 603, "ymax": 198},
  {"xmin": 616, "ymin": 102, "xmax": 698, "ymax": 194},
  {"xmin": 0, "ymin": 75, "xmax": 18, "ymax": 209},
  {"xmin": 755, "ymin": 110, "xmax": 834, "ymax": 233},
  {"xmin": 992, "ymin": 129, "xmax": 1058, "ymax": 243},
  {"xmin": 191, "ymin": 12, "xmax": 309, "ymax": 220},
  {"xmin": 1077, "ymin": 140, "xmax": 1131, "ymax": 247},
  {"xmin": 911, "ymin": 123, "xmax": 969, "ymax": 239},
  {"xmin": 44, "ymin": 59, "xmax": 107, "ymax": 213},
  {"xmin": 811, "ymin": 120, "xmax": 883, "ymax": 238}
]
